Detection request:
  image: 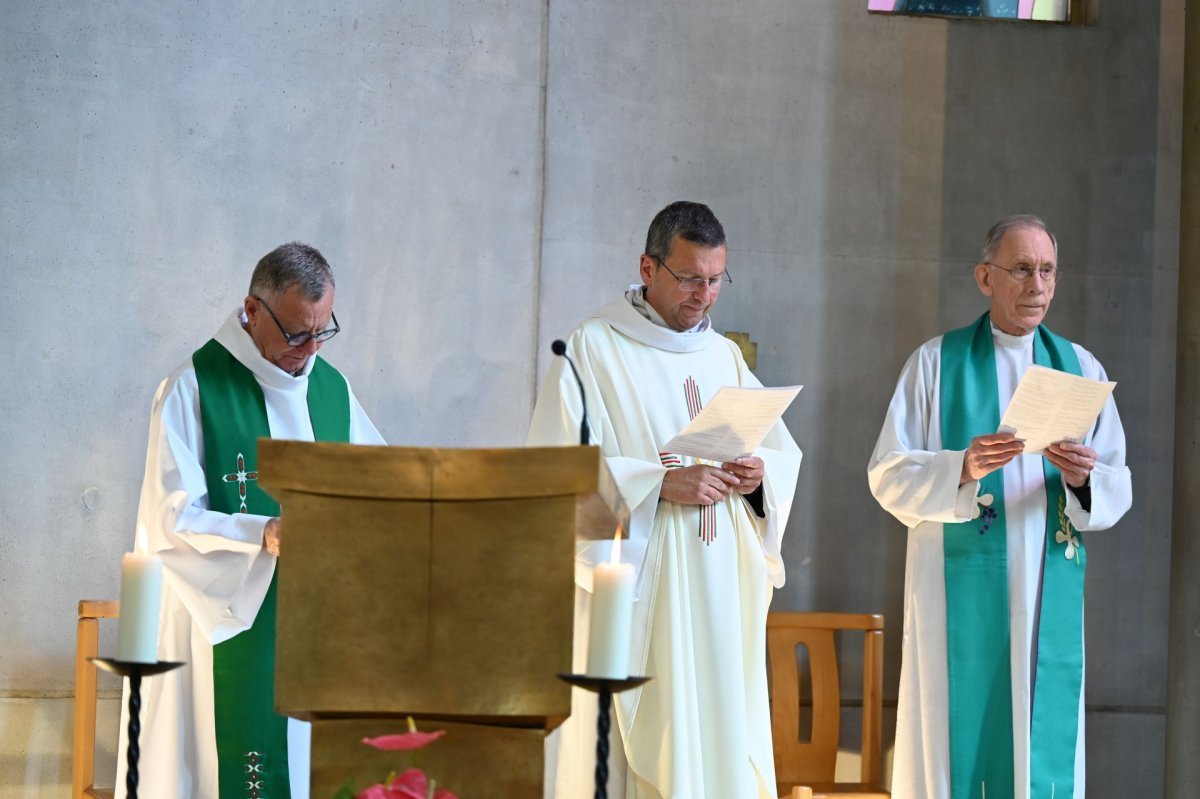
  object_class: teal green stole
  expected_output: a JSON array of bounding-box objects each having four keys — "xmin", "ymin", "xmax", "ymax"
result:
[
  {"xmin": 941, "ymin": 313, "xmax": 1085, "ymax": 799},
  {"xmin": 194, "ymin": 339, "xmax": 350, "ymax": 798}
]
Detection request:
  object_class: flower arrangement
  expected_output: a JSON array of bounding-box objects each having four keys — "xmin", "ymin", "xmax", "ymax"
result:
[{"xmin": 333, "ymin": 718, "xmax": 459, "ymax": 799}]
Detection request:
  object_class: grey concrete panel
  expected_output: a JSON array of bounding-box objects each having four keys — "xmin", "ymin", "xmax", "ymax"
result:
[
  {"xmin": 0, "ymin": 696, "xmax": 120, "ymax": 798},
  {"xmin": 0, "ymin": 0, "xmax": 544, "ymax": 689},
  {"xmin": 1168, "ymin": 0, "xmax": 1200, "ymax": 792},
  {"xmin": 1087, "ymin": 711, "xmax": 1167, "ymax": 796}
]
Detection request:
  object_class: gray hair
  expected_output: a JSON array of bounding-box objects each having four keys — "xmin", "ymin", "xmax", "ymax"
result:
[
  {"xmin": 644, "ymin": 201, "xmax": 727, "ymax": 263},
  {"xmin": 248, "ymin": 242, "xmax": 335, "ymax": 301},
  {"xmin": 980, "ymin": 214, "xmax": 1058, "ymax": 264}
]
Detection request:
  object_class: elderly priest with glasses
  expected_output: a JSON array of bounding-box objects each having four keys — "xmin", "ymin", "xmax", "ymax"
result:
[
  {"xmin": 529, "ymin": 201, "xmax": 802, "ymax": 798},
  {"xmin": 867, "ymin": 215, "xmax": 1132, "ymax": 799},
  {"xmin": 116, "ymin": 242, "xmax": 384, "ymax": 799}
]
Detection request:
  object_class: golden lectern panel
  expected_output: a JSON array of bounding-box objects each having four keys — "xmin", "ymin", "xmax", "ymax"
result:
[{"xmin": 257, "ymin": 441, "xmax": 624, "ymax": 727}]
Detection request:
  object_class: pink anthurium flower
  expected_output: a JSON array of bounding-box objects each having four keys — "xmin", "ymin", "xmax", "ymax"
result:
[
  {"xmin": 356, "ymin": 785, "xmax": 401, "ymax": 799},
  {"xmin": 353, "ymin": 718, "xmax": 458, "ymax": 799},
  {"xmin": 362, "ymin": 730, "xmax": 445, "ymax": 751},
  {"xmin": 362, "ymin": 717, "xmax": 446, "ymax": 751},
  {"xmin": 388, "ymin": 768, "xmax": 428, "ymax": 798},
  {"xmin": 355, "ymin": 769, "xmax": 427, "ymax": 799}
]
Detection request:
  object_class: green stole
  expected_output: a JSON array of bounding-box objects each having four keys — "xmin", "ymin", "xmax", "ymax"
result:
[
  {"xmin": 940, "ymin": 313, "xmax": 1086, "ymax": 799},
  {"xmin": 193, "ymin": 338, "xmax": 350, "ymax": 799}
]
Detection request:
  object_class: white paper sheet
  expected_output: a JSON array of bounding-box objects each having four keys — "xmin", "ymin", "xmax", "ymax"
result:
[
  {"xmin": 662, "ymin": 385, "xmax": 802, "ymax": 463},
  {"xmin": 998, "ymin": 364, "xmax": 1115, "ymax": 455}
]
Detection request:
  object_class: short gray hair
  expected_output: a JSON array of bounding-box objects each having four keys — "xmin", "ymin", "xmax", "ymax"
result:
[
  {"xmin": 248, "ymin": 242, "xmax": 335, "ymax": 301},
  {"xmin": 980, "ymin": 214, "xmax": 1058, "ymax": 264},
  {"xmin": 644, "ymin": 201, "xmax": 727, "ymax": 263}
]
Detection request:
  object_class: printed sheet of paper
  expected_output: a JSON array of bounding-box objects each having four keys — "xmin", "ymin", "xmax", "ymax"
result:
[
  {"xmin": 663, "ymin": 385, "xmax": 802, "ymax": 463},
  {"xmin": 998, "ymin": 365, "xmax": 1115, "ymax": 455}
]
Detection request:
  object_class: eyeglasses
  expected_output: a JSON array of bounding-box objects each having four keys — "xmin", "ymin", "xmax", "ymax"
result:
[
  {"xmin": 984, "ymin": 261, "xmax": 1060, "ymax": 285},
  {"xmin": 253, "ymin": 295, "xmax": 340, "ymax": 346},
  {"xmin": 652, "ymin": 256, "xmax": 733, "ymax": 291}
]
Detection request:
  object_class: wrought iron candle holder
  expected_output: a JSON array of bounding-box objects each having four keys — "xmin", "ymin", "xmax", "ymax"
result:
[
  {"xmin": 90, "ymin": 658, "xmax": 184, "ymax": 799},
  {"xmin": 558, "ymin": 673, "xmax": 652, "ymax": 799}
]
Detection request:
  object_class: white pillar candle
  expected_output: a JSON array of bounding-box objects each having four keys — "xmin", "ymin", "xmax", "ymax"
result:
[
  {"xmin": 586, "ymin": 533, "xmax": 635, "ymax": 679},
  {"xmin": 116, "ymin": 549, "xmax": 163, "ymax": 663}
]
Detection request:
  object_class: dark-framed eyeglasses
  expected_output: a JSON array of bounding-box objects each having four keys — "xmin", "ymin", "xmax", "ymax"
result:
[
  {"xmin": 252, "ymin": 295, "xmax": 340, "ymax": 346},
  {"xmin": 984, "ymin": 261, "xmax": 1060, "ymax": 285},
  {"xmin": 652, "ymin": 256, "xmax": 733, "ymax": 291}
]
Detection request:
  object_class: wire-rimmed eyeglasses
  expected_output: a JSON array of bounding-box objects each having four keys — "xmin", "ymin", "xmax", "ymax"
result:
[
  {"xmin": 984, "ymin": 261, "xmax": 1060, "ymax": 285},
  {"xmin": 652, "ymin": 256, "xmax": 733, "ymax": 291}
]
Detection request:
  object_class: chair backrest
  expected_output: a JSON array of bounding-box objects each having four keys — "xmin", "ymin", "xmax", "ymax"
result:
[
  {"xmin": 73, "ymin": 599, "xmax": 120, "ymax": 799},
  {"xmin": 767, "ymin": 611, "xmax": 884, "ymax": 787}
]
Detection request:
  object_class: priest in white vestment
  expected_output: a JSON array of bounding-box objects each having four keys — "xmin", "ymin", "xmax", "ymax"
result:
[
  {"xmin": 529, "ymin": 201, "xmax": 802, "ymax": 799},
  {"xmin": 117, "ymin": 243, "xmax": 384, "ymax": 799},
  {"xmin": 867, "ymin": 216, "xmax": 1131, "ymax": 799}
]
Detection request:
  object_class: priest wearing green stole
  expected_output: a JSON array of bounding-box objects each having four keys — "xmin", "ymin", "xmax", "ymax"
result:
[
  {"xmin": 868, "ymin": 215, "xmax": 1131, "ymax": 799},
  {"xmin": 116, "ymin": 243, "xmax": 385, "ymax": 799}
]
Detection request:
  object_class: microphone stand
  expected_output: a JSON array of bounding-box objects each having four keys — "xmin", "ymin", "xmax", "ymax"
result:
[{"xmin": 552, "ymin": 339, "xmax": 592, "ymax": 445}]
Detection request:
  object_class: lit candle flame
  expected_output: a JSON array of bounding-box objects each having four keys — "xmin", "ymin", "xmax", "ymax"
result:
[
  {"xmin": 610, "ymin": 525, "xmax": 623, "ymax": 564},
  {"xmin": 134, "ymin": 523, "xmax": 149, "ymax": 554}
]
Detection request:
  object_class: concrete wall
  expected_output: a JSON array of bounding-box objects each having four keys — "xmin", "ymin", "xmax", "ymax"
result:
[
  {"xmin": 539, "ymin": 1, "xmax": 1181, "ymax": 792},
  {"xmin": 1, "ymin": 0, "xmax": 1181, "ymax": 796},
  {"xmin": 0, "ymin": 1, "xmax": 546, "ymax": 795}
]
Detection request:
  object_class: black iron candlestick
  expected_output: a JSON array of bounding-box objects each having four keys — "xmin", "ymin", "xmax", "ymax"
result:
[
  {"xmin": 558, "ymin": 673, "xmax": 651, "ymax": 799},
  {"xmin": 91, "ymin": 658, "xmax": 184, "ymax": 799}
]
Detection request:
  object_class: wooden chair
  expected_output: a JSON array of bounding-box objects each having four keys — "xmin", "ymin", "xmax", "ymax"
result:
[
  {"xmin": 767, "ymin": 612, "xmax": 889, "ymax": 799},
  {"xmin": 73, "ymin": 599, "xmax": 120, "ymax": 799}
]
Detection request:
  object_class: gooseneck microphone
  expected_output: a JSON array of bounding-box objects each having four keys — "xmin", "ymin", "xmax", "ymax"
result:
[{"xmin": 551, "ymin": 339, "xmax": 591, "ymax": 445}]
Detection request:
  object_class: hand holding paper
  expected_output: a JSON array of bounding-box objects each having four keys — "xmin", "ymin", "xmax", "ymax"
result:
[
  {"xmin": 662, "ymin": 385, "xmax": 802, "ymax": 463},
  {"xmin": 1043, "ymin": 440, "xmax": 1099, "ymax": 488},
  {"xmin": 722, "ymin": 456, "xmax": 765, "ymax": 495},
  {"xmin": 660, "ymin": 463, "xmax": 744, "ymax": 505},
  {"xmin": 960, "ymin": 432, "xmax": 1026, "ymax": 484}
]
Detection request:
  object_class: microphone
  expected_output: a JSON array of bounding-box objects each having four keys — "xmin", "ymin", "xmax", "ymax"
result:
[{"xmin": 551, "ymin": 339, "xmax": 591, "ymax": 445}]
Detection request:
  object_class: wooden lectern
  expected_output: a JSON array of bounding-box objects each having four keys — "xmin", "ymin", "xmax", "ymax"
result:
[{"xmin": 257, "ymin": 442, "xmax": 628, "ymax": 798}]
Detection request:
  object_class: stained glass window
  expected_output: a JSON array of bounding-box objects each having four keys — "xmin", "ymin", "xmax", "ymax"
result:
[{"xmin": 867, "ymin": 0, "xmax": 1070, "ymax": 22}]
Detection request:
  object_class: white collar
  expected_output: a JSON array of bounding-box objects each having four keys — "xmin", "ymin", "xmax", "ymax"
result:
[
  {"xmin": 990, "ymin": 320, "xmax": 1037, "ymax": 349},
  {"xmin": 592, "ymin": 291, "xmax": 721, "ymax": 354},
  {"xmin": 212, "ymin": 308, "xmax": 315, "ymax": 391},
  {"xmin": 623, "ymin": 284, "xmax": 710, "ymax": 334}
]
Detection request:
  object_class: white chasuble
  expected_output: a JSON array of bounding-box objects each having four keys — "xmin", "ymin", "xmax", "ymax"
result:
[
  {"xmin": 867, "ymin": 325, "xmax": 1131, "ymax": 799},
  {"xmin": 116, "ymin": 310, "xmax": 385, "ymax": 799},
  {"xmin": 529, "ymin": 294, "xmax": 802, "ymax": 799}
]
